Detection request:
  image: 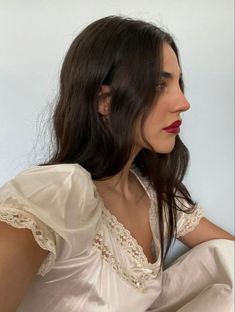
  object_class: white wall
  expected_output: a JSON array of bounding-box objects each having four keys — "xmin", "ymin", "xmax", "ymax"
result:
[{"xmin": 0, "ymin": 0, "xmax": 234, "ymax": 264}]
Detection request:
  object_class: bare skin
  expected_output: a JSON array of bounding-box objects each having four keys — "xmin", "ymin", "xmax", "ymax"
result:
[{"xmin": 0, "ymin": 222, "xmax": 49, "ymax": 311}]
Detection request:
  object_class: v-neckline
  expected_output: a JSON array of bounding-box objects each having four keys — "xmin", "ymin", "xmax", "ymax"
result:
[{"xmin": 93, "ymin": 167, "xmax": 161, "ymax": 267}]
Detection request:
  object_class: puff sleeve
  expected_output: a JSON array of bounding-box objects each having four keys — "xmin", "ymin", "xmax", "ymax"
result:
[
  {"xmin": 174, "ymin": 193, "xmax": 205, "ymax": 238},
  {"xmin": 0, "ymin": 163, "xmax": 102, "ymax": 276}
]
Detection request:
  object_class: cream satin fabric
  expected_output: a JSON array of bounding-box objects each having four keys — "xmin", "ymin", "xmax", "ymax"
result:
[
  {"xmin": 0, "ymin": 164, "xmax": 233, "ymax": 311},
  {"xmin": 148, "ymin": 238, "xmax": 234, "ymax": 312},
  {"xmin": 16, "ymin": 239, "xmax": 234, "ymax": 312}
]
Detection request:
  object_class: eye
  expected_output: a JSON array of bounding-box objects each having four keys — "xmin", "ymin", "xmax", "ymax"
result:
[{"xmin": 156, "ymin": 81, "xmax": 166, "ymax": 92}]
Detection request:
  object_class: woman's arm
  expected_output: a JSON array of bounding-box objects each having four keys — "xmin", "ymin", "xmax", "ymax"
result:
[
  {"xmin": 178, "ymin": 217, "xmax": 235, "ymax": 248},
  {"xmin": 0, "ymin": 221, "xmax": 49, "ymax": 311}
]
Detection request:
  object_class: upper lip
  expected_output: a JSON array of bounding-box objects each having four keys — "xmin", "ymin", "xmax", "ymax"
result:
[{"xmin": 163, "ymin": 120, "xmax": 182, "ymax": 129}]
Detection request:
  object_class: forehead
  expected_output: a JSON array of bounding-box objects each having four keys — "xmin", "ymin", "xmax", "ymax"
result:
[{"xmin": 162, "ymin": 43, "xmax": 181, "ymax": 74}]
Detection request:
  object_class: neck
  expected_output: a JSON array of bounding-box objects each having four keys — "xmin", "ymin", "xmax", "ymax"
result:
[{"xmin": 94, "ymin": 146, "xmax": 142, "ymax": 200}]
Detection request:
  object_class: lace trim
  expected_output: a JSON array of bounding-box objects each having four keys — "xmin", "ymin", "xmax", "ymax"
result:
[
  {"xmin": 102, "ymin": 207, "xmax": 150, "ymax": 264},
  {"xmin": 176, "ymin": 207, "xmax": 205, "ymax": 238},
  {"xmin": 93, "ymin": 232, "xmax": 158, "ymax": 291},
  {"xmin": 0, "ymin": 194, "xmax": 57, "ymax": 276}
]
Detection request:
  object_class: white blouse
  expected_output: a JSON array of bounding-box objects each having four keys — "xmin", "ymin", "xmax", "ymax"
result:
[{"xmin": 0, "ymin": 163, "xmax": 218, "ymax": 312}]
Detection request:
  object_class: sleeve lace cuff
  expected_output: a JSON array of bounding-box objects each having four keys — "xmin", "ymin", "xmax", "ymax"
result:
[
  {"xmin": 176, "ymin": 206, "xmax": 205, "ymax": 238},
  {"xmin": 0, "ymin": 202, "xmax": 57, "ymax": 276}
]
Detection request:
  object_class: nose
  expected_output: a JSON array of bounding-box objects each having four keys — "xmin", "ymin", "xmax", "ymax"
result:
[{"xmin": 174, "ymin": 91, "xmax": 190, "ymax": 113}]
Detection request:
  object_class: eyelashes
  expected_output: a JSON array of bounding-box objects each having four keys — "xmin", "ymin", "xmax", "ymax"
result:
[
  {"xmin": 179, "ymin": 78, "xmax": 184, "ymax": 92},
  {"xmin": 156, "ymin": 78, "xmax": 184, "ymax": 92},
  {"xmin": 156, "ymin": 81, "xmax": 167, "ymax": 92}
]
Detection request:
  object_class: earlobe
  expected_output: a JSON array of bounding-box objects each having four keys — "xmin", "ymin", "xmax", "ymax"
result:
[
  {"xmin": 98, "ymin": 85, "xmax": 111, "ymax": 116},
  {"xmin": 98, "ymin": 100, "xmax": 110, "ymax": 116}
]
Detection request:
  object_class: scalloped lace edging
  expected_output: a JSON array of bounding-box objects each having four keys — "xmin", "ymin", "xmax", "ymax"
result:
[
  {"xmin": 102, "ymin": 207, "xmax": 148, "ymax": 264},
  {"xmin": 176, "ymin": 207, "xmax": 205, "ymax": 238},
  {"xmin": 0, "ymin": 196, "xmax": 57, "ymax": 276},
  {"xmin": 93, "ymin": 232, "xmax": 158, "ymax": 291}
]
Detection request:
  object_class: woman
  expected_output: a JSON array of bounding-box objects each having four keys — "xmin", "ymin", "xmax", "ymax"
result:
[{"xmin": 0, "ymin": 16, "xmax": 234, "ymax": 311}]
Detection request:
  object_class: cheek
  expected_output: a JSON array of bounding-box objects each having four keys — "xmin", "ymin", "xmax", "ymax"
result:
[
  {"xmin": 134, "ymin": 100, "xmax": 170, "ymax": 147},
  {"xmin": 144, "ymin": 103, "xmax": 167, "ymax": 132}
]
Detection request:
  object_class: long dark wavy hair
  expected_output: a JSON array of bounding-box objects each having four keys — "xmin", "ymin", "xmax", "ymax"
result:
[{"xmin": 37, "ymin": 15, "xmax": 198, "ymax": 270}]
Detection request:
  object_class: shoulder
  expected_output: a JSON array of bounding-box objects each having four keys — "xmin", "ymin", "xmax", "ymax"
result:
[
  {"xmin": 0, "ymin": 162, "xmax": 100, "ymax": 219},
  {"xmin": 1, "ymin": 163, "xmax": 94, "ymax": 200},
  {"xmin": 0, "ymin": 163, "xmax": 102, "ymax": 266},
  {"xmin": 11, "ymin": 163, "xmax": 92, "ymax": 186}
]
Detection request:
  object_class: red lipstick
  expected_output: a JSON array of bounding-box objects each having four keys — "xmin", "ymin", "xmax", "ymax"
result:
[{"xmin": 163, "ymin": 120, "xmax": 182, "ymax": 134}]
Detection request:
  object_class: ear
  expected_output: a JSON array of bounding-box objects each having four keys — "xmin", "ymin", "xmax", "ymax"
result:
[{"xmin": 98, "ymin": 85, "xmax": 111, "ymax": 116}]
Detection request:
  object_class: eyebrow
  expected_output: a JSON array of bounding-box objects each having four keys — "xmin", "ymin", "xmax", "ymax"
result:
[{"xmin": 160, "ymin": 71, "xmax": 182, "ymax": 80}]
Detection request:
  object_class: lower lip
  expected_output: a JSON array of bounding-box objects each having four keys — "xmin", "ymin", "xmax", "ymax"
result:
[{"xmin": 163, "ymin": 127, "xmax": 180, "ymax": 134}]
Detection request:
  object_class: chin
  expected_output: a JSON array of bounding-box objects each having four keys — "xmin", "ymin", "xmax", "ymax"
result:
[
  {"xmin": 139, "ymin": 136, "xmax": 177, "ymax": 154},
  {"xmin": 153, "ymin": 143, "xmax": 176, "ymax": 154},
  {"xmin": 156, "ymin": 148, "xmax": 174, "ymax": 154}
]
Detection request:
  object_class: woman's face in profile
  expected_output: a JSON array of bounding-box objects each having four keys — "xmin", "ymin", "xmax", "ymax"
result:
[{"xmin": 136, "ymin": 43, "xmax": 191, "ymax": 154}]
